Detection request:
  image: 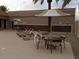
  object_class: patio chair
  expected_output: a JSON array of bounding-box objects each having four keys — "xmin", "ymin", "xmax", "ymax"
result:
[
  {"xmin": 16, "ymin": 29, "xmax": 34, "ymax": 40},
  {"xmin": 33, "ymin": 31, "xmax": 45, "ymax": 49},
  {"xmin": 22, "ymin": 29, "xmax": 35, "ymax": 40},
  {"xmin": 16, "ymin": 31, "xmax": 26, "ymax": 37},
  {"xmin": 60, "ymin": 35, "xmax": 66, "ymax": 48},
  {"xmin": 33, "ymin": 34, "xmax": 41, "ymax": 49},
  {"xmin": 22, "ymin": 35, "xmax": 31, "ymax": 41}
]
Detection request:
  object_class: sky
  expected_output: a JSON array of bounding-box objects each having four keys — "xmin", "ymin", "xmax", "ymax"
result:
[{"xmin": 0, "ymin": 0, "xmax": 78, "ymax": 11}]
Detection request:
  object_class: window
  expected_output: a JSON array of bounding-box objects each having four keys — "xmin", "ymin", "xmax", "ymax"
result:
[{"xmin": 52, "ymin": 26, "xmax": 71, "ymax": 32}]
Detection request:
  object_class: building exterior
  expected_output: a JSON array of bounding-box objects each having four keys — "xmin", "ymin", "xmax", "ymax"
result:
[
  {"xmin": 0, "ymin": 8, "xmax": 75, "ymax": 35},
  {"xmin": 0, "ymin": 12, "xmax": 13, "ymax": 30},
  {"xmin": 8, "ymin": 8, "xmax": 75, "ymax": 34}
]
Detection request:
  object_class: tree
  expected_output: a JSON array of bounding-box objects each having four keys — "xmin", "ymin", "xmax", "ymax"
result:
[
  {"xmin": 0, "ymin": 5, "xmax": 8, "ymax": 12},
  {"xmin": 33, "ymin": 0, "xmax": 71, "ymax": 31},
  {"xmin": 33, "ymin": 0, "xmax": 71, "ymax": 9}
]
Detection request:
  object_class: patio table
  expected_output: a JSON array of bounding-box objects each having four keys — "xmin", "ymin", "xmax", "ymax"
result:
[{"xmin": 43, "ymin": 35, "xmax": 65, "ymax": 54}]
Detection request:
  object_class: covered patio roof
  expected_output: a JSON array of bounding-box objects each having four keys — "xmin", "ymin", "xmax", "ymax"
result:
[{"xmin": 0, "ymin": 11, "xmax": 9, "ymax": 19}]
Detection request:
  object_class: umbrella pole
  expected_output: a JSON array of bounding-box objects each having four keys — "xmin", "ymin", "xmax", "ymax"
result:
[
  {"xmin": 48, "ymin": 1, "xmax": 52, "ymax": 32},
  {"xmin": 48, "ymin": 16, "xmax": 52, "ymax": 32}
]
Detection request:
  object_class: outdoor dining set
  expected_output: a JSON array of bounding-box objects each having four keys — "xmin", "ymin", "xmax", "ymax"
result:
[{"xmin": 16, "ymin": 28, "xmax": 66, "ymax": 54}]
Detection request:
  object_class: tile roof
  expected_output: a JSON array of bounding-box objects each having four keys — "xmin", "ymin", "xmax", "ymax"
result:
[
  {"xmin": 8, "ymin": 10, "xmax": 44, "ymax": 17},
  {"xmin": 8, "ymin": 8, "xmax": 75, "ymax": 17}
]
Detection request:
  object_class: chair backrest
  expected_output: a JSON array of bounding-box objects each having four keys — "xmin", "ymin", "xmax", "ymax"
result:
[{"xmin": 60, "ymin": 35, "xmax": 66, "ymax": 39}]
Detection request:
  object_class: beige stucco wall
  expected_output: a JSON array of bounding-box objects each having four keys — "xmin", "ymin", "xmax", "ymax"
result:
[
  {"xmin": 22, "ymin": 16, "xmax": 48, "ymax": 25},
  {"xmin": 11, "ymin": 16, "xmax": 48, "ymax": 25},
  {"xmin": 11, "ymin": 16, "xmax": 74, "ymax": 25},
  {"xmin": 10, "ymin": 15, "xmax": 75, "ymax": 35}
]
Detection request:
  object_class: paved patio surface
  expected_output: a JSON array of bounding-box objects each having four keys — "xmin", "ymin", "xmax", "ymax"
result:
[{"xmin": 0, "ymin": 30, "xmax": 75, "ymax": 59}]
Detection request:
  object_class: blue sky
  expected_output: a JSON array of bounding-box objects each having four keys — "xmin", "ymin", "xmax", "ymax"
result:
[{"xmin": 0, "ymin": 0, "xmax": 78, "ymax": 11}]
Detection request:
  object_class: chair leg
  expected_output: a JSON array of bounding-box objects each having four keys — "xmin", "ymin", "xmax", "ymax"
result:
[
  {"xmin": 36, "ymin": 40, "xmax": 40, "ymax": 49},
  {"xmin": 60, "ymin": 43, "xmax": 62, "ymax": 53},
  {"xmin": 36, "ymin": 42, "xmax": 39, "ymax": 49},
  {"xmin": 50, "ymin": 47, "xmax": 52, "ymax": 54},
  {"xmin": 45, "ymin": 40, "xmax": 47, "ymax": 48},
  {"xmin": 63, "ymin": 40, "xmax": 65, "ymax": 48}
]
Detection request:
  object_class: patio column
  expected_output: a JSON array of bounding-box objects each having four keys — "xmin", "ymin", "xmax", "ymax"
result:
[
  {"xmin": 12, "ymin": 21, "xmax": 14, "ymax": 29},
  {"xmin": 0, "ymin": 20, "xmax": 1, "ymax": 29},
  {"xmin": 4, "ymin": 19, "xmax": 6, "ymax": 29}
]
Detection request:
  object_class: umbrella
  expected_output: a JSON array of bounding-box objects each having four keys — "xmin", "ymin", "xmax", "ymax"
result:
[
  {"xmin": 36, "ymin": 9, "xmax": 70, "ymax": 16},
  {"xmin": 13, "ymin": 18, "xmax": 27, "ymax": 25},
  {"xmin": 13, "ymin": 18, "xmax": 22, "ymax": 22},
  {"xmin": 13, "ymin": 19, "xmax": 21, "ymax": 25},
  {"xmin": 35, "ymin": 9, "xmax": 71, "ymax": 32}
]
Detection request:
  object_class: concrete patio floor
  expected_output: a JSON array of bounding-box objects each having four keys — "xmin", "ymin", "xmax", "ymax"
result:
[{"xmin": 0, "ymin": 30, "xmax": 75, "ymax": 59}]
